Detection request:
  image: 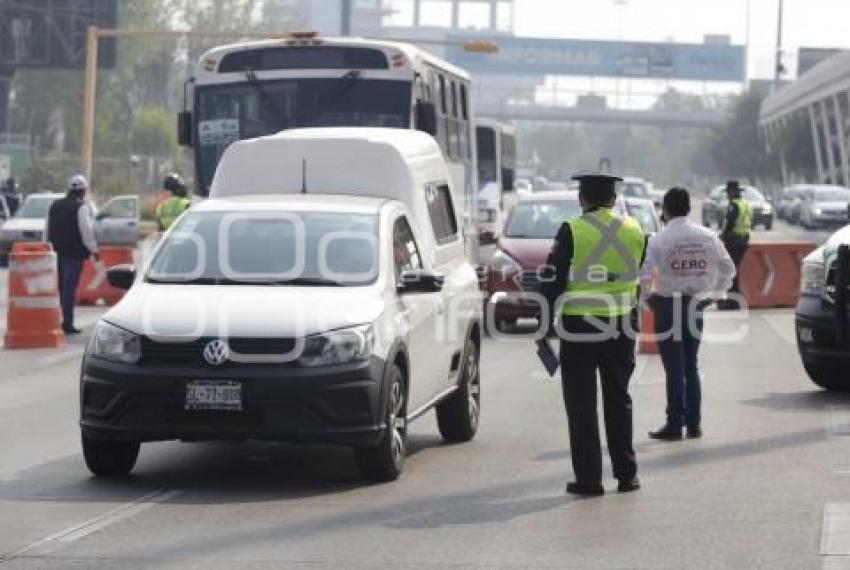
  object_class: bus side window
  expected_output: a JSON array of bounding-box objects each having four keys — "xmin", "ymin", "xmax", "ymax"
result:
[
  {"xmin": 458, "ymin": 83, "xmax": 470, "ymax": 159},
  {"xmin": 459, "ymin": 84, "xmax": 469, "ymax": 121},
  {"xmin": 438, "ymin": 75, "xmax": 447, "ymax": 115},
  {"xmin": 447, "ymin": 81, "xmax": 460, "ymax": 159}
]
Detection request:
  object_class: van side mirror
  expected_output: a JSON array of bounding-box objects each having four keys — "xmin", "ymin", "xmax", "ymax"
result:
[
  {"xmin": 107, "ymin": 264, "xmax": 136, "ymax": 290},
  {"xmin": 415, "ymin": 101, "xmax": 438, "ymax": 137},
  {"xmin": 397, "ymin": 269, "xmax": 444, "ymax": 294},
  {"xmin": 177, "ymin": 111, "xmax": 193, "ymax": 147}
]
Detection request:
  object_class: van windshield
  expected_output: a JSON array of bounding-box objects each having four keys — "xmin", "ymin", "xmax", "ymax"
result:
[{"xmin": 147, "ymin": 211, "xmax": 379, "ymax": 286}]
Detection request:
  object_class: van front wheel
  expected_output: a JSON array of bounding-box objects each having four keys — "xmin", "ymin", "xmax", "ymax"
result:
[
  {"xmin": 355, "ymin": 364, "xmax": 407, "ymax": 482},
  {"xmin": 82, "ymin": 436, "xmax": 140, "ymax": 477},
  {"xmin": 436, "ymin": 338, "xmax": 481, "ymax": 443}
]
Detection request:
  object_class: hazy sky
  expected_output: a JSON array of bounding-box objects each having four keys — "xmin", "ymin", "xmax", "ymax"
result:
[{"xmin": 514, "ymin": 0, "xmax": 850, "ymax": 79}]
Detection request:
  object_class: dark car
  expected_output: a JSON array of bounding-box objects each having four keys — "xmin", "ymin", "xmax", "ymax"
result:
[
  {"xmin": 701, "ymin": 185, "xmax": 773, "ymax": 230},
  {"xmin": 796, "ymin": 224, "xmax": 850, "ymax": 390}
]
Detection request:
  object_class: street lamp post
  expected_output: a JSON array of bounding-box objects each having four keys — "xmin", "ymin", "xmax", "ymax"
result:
[{"xmin": 774, "ymin": 0, "xmax": 785, "ymax": 88}]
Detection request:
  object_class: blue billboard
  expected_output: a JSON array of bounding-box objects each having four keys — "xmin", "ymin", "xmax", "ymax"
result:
[{"xmin": 447, "ymin": 36, "xmax": 745, "ymax": 82}]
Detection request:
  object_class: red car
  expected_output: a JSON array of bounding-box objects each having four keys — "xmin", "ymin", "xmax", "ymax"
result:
[{"xmin": 485, "ymin": 190, "xmax": 628, "ymax": 332}]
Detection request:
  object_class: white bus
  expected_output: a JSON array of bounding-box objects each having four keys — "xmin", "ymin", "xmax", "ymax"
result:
[
  {"xmin": 475, "ymin": 118, "xmax": 516, "ymax": 243},
  {"xmin": 178, "ymin": 33, "xmax": 479, "ymax": 259}
]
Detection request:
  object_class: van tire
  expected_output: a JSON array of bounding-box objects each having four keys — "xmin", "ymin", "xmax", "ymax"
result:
[
  {"xmin": 436, "ymin": 338, "xmax": 481, "ymax": 443},
  {"xmin": 82, "ymin": 436, "xmax": 140, "ymax": 477},
  {"xmin": 804, "ymin": 363, "xmax": 846, "ymax": 391},
  {"xmin": 355, "ymin": 364, "xmax": 406, "ymax": 482}
]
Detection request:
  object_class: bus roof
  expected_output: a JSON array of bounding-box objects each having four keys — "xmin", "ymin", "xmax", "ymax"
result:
[{"xmin": 196, "ymin": 36, "xmax": 471, "ymax": 81}]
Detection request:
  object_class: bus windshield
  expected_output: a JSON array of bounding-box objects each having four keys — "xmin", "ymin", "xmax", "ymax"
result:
[{"xmin": 195, "ymin": 77, "xmax": 412, "ymax": 193}]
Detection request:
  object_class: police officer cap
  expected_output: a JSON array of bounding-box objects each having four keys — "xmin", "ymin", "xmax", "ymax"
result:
[{"xmin": 571, "ymin": 172, "xmax": 622, "ymax": 200}]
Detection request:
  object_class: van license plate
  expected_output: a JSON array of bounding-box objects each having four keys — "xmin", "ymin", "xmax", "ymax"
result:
[{"xmin": 185, "ymin": 380, "xmax": 242, "ymax": 411}]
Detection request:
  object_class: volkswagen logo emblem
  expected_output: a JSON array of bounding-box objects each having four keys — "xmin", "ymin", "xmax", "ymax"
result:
[{"xmin": 203, "ymin": 339, "xmax": 230, "ymax": 366}]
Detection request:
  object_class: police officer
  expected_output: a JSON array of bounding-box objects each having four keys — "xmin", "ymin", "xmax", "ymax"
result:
[
  {"xmin": 46, "ymin": 175, "xmax": 99, "ymax": 334},
  {"xmin": 640, "ymin": 188, "xmax": 736, "ymax": 440},
  {"xmin": 542, "ymin": 173, "xmax": 646, "ymax": 496},
  {"xmin": 155, "ymin": 173, "xmax": 190, "ymax": 231},
  {"xmin": 719, "ymin": 180, "xmax": 752, "ymax": 310}
]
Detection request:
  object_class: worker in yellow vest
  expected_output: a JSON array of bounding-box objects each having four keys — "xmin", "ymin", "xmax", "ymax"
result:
[
  {"xmin": 542, "ymin": 173, "xmax": 646, "ymax": 497},
  {"xmin": 155, "ymin": 173, "xmax": 191, "ymax": 231},
  {"xmin": 719, "ymin": 180, "xmax": 752, "ymax": 310}
]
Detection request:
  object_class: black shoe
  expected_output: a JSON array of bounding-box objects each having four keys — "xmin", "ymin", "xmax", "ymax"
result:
[
  {"xmin": 62, "ymin": 325, "xmax": 82, "ymax": 335},
  {"xmin": 617, "ymin": 477, "xmax": 641, "ymax": 493},
  {"xmin": 649, "ymin": 424, "xmax": 683, "ymax": 441},
  {"xmin": 687, "ymin": 426, "xmax": 703, "ymax": 439},
  {"xmin": 565, "ymin": 481, "xmax": 605, "ymax": 497}
]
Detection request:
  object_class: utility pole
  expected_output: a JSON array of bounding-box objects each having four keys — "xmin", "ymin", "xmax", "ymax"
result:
[
  {"xmin": 340, "ymin": 0, "xmax": 352, "ymax": 36},
  {"xmin": 774, "ymin": 0, "xmax": 785, "ymax": 88}
]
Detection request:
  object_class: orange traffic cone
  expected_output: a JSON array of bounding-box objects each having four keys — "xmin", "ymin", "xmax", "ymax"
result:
[
  {"xmin": 4, "ymin": 242, "xmax": 64, "ymax": 349},
  {"xmin": 76, "ymin": 246, "xmax": 134, "ymax": 306},
  {"xmin": 638, "ymin": 306, "xmax": 659, "ymax": 355}
]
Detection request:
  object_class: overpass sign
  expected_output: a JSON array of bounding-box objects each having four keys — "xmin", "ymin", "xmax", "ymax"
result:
[{"xmin": 447, "ymin": 36, "xmax": 745, "ymax": 82}]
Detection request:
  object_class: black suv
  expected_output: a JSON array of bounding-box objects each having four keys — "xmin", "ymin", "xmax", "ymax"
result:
[{"xmin": 796, "ymin": 225, "xmax": 850, "ymax": 390}]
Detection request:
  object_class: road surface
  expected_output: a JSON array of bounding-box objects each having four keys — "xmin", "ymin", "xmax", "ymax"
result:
[{"xmin": 0, "ymin": 220, "xmax": 848, "ymax": 569}]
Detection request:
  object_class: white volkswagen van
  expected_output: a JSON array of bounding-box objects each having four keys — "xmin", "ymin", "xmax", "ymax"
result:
[{"xmin": 79, "ymin": 129, "xmax": 483, "ymax": 482}]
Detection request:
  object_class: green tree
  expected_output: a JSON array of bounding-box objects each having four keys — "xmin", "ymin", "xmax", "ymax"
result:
[{"xmin": 130, "ymin": 106, "xmax": 178, "ymax": 156}]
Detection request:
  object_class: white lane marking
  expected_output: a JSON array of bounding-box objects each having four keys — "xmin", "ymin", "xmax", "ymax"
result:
[
  {"xmin": 825, "ymin": 557, "xmax": 850, "ymax": 570},
  {"xmin": 2, "ymin": 488, "xmax": 180, "ymax": 559},
  {"xmin": 829, "ymin": 406, "xmax": 850, "ymax": 438},
  {"xmin": 822, "ymin": 503, "xmax": 850, "ymax": 556}
]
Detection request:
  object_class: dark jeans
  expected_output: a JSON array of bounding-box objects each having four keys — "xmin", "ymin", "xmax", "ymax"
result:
[
  {"xmin": 653, "ymin": 296, "xmax": 704, "ymax": 429},
  {"xmin": 559, "ymin": 315, "xmax": 637, "ymax": 484},
  {"xmin": 723, "ymin": 234, "xmax": 749, "ymax": 304},
  {"xmin": 57, "ymin": 256, "xmax": 85, "ymax": 328}
]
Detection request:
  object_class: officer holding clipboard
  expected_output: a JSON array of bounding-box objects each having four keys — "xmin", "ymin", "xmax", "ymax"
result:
[{"xmin": 540, "ymin": 173, "xmax": 646, "ymax": 497}]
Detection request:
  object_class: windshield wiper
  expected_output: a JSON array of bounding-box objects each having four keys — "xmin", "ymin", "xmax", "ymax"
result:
[
  {"xmin": 311, "ymin": 70, "xmax": 361, "ymax": 124},
  {"xmin": 245, "ymin": 69, "xmax": 289, "ymax": 130}
]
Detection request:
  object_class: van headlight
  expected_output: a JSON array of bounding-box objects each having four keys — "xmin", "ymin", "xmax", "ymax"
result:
[
  {"xmin": 298, "ymin": 325, "xmax": 373, "ymax": 367},
  {"xmin": 800, "ymin": 261, "xmax": 826, "ymax": 296},
  {"xmin": 88, "ymin": 321, "xmax": 141, "ymax": 364}
]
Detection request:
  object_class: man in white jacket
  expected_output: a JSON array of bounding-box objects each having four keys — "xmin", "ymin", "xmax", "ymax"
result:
[{"xmin": 639, "ymin": 188, "xmax": 736, "ymax": 441}]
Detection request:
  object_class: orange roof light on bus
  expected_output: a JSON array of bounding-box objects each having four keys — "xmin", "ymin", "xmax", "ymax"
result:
[
  {"xmin": 462, "ymin": 40, "xmax": 499, "ymax": 54},
  {"xmin": 288, "ymin": 30, "xmax": 320, "ymax": 40}
]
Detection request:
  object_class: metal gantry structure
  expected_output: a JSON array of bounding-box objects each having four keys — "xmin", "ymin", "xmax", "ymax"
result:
[{"xmin": 760, "ymin": 51, "xmax": 850, "ymax": 186}]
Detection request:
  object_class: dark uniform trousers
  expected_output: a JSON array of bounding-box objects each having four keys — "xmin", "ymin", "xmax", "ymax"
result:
[
  {"xmin": 559, "ymin": 314, "xmax": 637, "ymax": 484},
  {"xmin": 723, "ymin": 235, "xmax": 748, "ymax": 293}
]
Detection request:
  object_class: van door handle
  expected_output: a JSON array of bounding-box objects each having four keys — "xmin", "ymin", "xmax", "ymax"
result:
[{"xmin": 436, "ymin": 300, "xmax": 445, "ymax": 315}]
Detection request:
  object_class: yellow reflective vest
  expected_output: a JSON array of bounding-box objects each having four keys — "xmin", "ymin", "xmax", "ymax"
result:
[
  {"xmin": 156, "ymin": 196, "xmax": 190, "ymax": 231},
  {"xmin": 563, "ymin": 207, "xmax": 645, "ymax": 317},
  {"xmin": 730, "ymin": 198, "xmax": 752, "ymax": 236}
]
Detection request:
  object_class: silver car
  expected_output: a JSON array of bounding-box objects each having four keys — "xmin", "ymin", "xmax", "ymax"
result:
[
  {"xmin": 798, "ymin": 185, "xmax": 850, "ymax": 229},
  {"xmin": 0, "ymin": 193, "xmax": 141, "ymax": 265}
]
